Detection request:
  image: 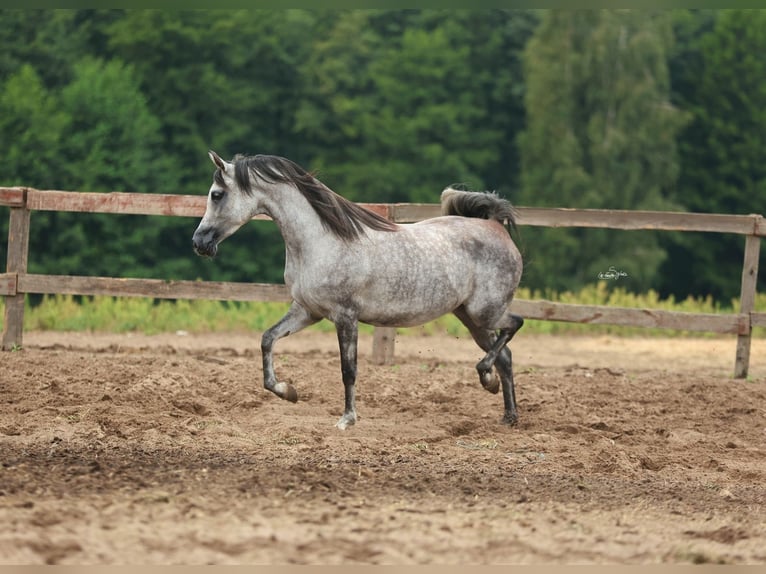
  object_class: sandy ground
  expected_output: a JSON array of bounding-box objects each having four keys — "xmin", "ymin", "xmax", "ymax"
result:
[{"xmin": 1, "ymin": 329, "xmax": 765, "ymax": 564}]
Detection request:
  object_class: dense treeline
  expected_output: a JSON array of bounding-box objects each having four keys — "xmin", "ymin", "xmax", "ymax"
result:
[{"xmin": 0, "ymin": 9, "xmax": 764, "ymax": 302}]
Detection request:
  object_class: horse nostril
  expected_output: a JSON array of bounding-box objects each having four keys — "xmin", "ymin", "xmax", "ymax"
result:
[{"xmin": 192, "ymin": 228, "xmax": 219, "ymax": 258}]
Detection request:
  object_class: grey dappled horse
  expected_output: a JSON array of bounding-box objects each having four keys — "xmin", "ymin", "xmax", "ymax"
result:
[{"xmin": 192, "ymin": 151, "xmax": 524, "ymax": 429}]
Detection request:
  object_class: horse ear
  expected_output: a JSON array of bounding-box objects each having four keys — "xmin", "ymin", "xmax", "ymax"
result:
[{"xmin": 208, "ymin": 150, "xmax": 228, "ymax": 171}]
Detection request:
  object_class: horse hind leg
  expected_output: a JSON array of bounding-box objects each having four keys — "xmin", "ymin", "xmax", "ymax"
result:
[
  {"xmin": 454, "ymin": 307, "xmax": 524, "ymax": 425},
  {"xmin": 483, "ymin": 310, "xmax": 524, "ymax": 425},
  {"xmin": 494, "ymin": 346, "xmax": 519, "ymax": 425},
  {"xmin": 453, "ymin": 307, "xmax": 501, "ymax": 394},
  {"xmin": 481, "ymin": 365, "xmax": 501, "ymax": 394},
  {"xmin": 476, "ymin": 311, "xmax": 523, "ymax": 380}
]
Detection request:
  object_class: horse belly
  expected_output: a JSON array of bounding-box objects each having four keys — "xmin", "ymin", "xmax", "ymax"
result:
[{"xmin": 355, "ymin": 267, "xmax": 467, "ymax": 328}]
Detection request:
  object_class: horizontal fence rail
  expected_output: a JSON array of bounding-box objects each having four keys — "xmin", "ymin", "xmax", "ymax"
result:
[
  {"xmin": 1, "ymin": 186, "xmax": 763, "ymax": 376},
  {"xmin": 5, "ymin": 187, "xmax": 764, "ymax": 235},
  {"xmin": 0, "ymin": 272, "xmax": 755, "ymax": 336},
  {"xmin": 392, "ymin": 203, "xmax": 766, "ymax": 235}
]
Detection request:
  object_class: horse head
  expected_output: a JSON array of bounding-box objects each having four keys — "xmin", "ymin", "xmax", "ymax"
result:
[{"xmin": 192, "ymin": 150, "xmax": 259, "ymax": 258}]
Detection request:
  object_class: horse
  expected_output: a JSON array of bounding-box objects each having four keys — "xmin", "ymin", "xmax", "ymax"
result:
[{"xmin": 192, "ymin": 151, "xmax": 524, "ymax": 429}]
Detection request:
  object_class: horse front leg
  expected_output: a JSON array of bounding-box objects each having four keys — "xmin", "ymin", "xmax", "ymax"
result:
[
  {"xmin": 334, "ymin": 315, "xmax": 359, "ymax": 430},
  {"xmin": 261, "ymin": 301, "xmax": 319, "ymax": 403}
]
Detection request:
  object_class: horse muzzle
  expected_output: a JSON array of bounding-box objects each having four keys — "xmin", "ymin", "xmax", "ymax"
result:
[{"xmin": 192, "ymin": 227, "xmax": 219, "ymax": 258}]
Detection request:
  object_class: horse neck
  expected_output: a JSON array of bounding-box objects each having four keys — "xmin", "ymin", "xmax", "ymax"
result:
[{"xmin": 259, "ymin": 182, "xmax": 331, "ymax": 254}]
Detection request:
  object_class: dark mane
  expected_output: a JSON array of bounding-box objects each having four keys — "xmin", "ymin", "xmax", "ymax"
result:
[{"xmin": 231, "ymin": 154, "xmax": 397, "ymax": 241}]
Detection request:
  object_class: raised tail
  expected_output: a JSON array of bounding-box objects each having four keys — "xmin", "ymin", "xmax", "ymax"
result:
[{"xmin": 440, "ymin": 187, "xmax": 517, "ymax": 228}]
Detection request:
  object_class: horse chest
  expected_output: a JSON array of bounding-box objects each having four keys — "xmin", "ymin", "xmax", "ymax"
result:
[{"xmin": 288, "ymin": 266, "xmax": 359, "ymax": 317}]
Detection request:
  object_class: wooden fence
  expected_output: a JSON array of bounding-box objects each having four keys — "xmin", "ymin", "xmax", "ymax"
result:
[{"xmin": 1, "ymin": 186, "xmax": 764, "ymax": 377}]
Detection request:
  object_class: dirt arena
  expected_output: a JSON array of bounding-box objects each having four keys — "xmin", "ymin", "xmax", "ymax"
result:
[{"xmin": 1, "ymin": 329, "xmax": 765, "ymax": 564}]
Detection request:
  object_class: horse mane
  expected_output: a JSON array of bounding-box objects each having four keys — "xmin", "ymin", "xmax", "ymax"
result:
[{"xmin": 231, "ymin": 154, "xmax": 397, "ymax": 241}]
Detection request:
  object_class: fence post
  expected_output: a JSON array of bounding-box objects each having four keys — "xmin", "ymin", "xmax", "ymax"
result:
[
  {"xmin": 372, "ymin": 327, "xmax": 396, "ymax": 365},
  {"xmin": 370, "ymin": 203, "xmax": 397, "ymax": 365},
  {"xmin": 2, "ymin": 196, "xmax": 30, "ymax": 350},
  {"xmin": 734, "ymin": 233, "xmax": 760, "ymax": 378}
]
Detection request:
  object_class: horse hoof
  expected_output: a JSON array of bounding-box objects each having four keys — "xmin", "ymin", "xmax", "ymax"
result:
[
  {"xmin": 274, "ymin": 381, "xmax": 299, "ymax": 403},
  {"xmin": 480, "ymin": 370, "xmax": 500, "ymax": 394},
  {"xmin": 284, "ymin": 385, "xmax": 298, "ymax": 403},
  {"xmin": 335, "ymin": 413, "xmax": 357, "ymax": 430},
  {"xmin": 501, "ymin": 412, "xmax": 518, "ymax": 426}
]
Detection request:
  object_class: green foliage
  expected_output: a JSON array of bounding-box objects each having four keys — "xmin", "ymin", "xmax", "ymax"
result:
[
  {"xmin": 518, "ymin": 10, "xmax": 687, "ymax": 294},
  {"xmin": 104, "ymin": 10, "xmax": 228, "ymax": 189},
  {"xmin": 14, "ymin": 295, "xmax": 335, "ymax": 336},
  {"xmin": 59, "ymin": 57, "xmax": 175, "ymax": 193},
  {"xmin": 106, "ymin": 10, "xmax": 315, "ymax": 189},
  {"xmin": 0, "ymin": 9, "xmax": 763, "ymax": 306},
  {"xmin": 0, "ymin": 10, "xmax": 86, "ymax": 88},
  {"xmin": 5, "ymin": 285, "xmax": 763, "ymax": 339},
  {"xmin": 0, "ymin": 64, "xmax": 68, "ymax": 189},
  {"xmin": 12, "ymin": 55, "xmax": 185, "ymax": 280},
  {"xmin": 659, "ymin": 9, "xmax": 766, "ymax": 300},
  {"xmin": 297, "ymin": 10, "xmax": 539, "ymax": 203}
]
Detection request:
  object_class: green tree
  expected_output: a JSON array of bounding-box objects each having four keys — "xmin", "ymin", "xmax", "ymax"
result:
[
  {"xmin": 297, "ymin": 10, "xmax": 538, "ymax": 204},
  {"xmin": 101, "ymin": 10, "xmax": 314, "ymax": 283},
  {"xmin": 518, "ymin": 10, "xmax": 686, "ymax": 293},
  {"xmin": 0, "ymin": 64, "xmax": 69, "ymax": 189},
  {"xmin": 450, "ymin": 10, "xmax": 541, "ymax": 197},
  {"xmin": 0, "ymin": 10, "xmax": 85, "ymax": 88},
  {"xmin": 59, "ymin": 58, "xmax": 175, "ymax": 193},
  {"xmin": 294, "ymin": 10, "xmax": 392, "ymax": 198},
  {"xmin": 106, "ymin": 10, "xmax": 315, "ymax": 191},
  {"xmin": 0, "ymin": 10, "xmax": 657, "ymax": 292},
  {"xmin": 359, "ymin": 19, "xmax": 494, "ymax": 201},
  {"xmin": 0, "ymin": 64, "xmax": 66, "ymax": 273},
  {"xmin": 659, "ymin": 9, "xmax": 766, "ymax": 300},
  {"xmin": 21, "ymin": 57, "xmax": 183, "ymax": 280}
]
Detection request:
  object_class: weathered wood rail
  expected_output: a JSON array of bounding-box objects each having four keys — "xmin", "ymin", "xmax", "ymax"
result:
[{"xmin": 1, "ymin": 186, "xmax": 763, "ymax": 377}]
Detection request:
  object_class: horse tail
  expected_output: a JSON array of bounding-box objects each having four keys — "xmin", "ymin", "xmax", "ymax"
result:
[{"xmin": 440, "ymin": 187, "xmax": 517, "ymax": 228}]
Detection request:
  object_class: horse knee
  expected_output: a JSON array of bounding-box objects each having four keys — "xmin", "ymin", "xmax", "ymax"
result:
[
  {"xmin": 510, "ymin": 314, "xmax": 524, "ymax": 333},
  {"xmin": 261, "ymin": 329, "xmax": 277, "ymax": 353},
  {"xmin": 497, "ymin": 313, "xmax": 523, "ymax": 340}
]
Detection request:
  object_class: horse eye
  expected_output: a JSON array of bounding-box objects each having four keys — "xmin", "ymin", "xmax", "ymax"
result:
[{"xmin": 211, "ymin": 190, "xmax": 224, "ymax": 202}]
